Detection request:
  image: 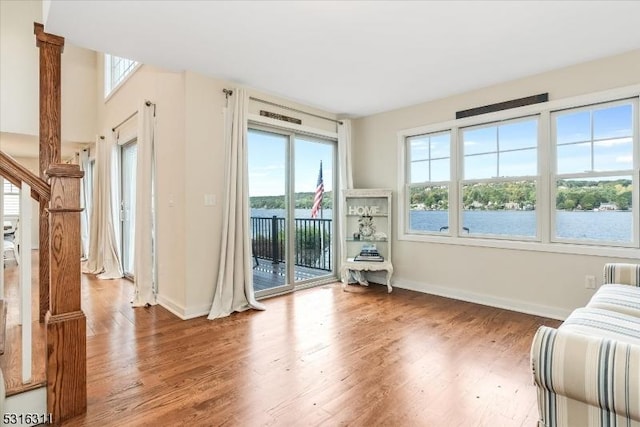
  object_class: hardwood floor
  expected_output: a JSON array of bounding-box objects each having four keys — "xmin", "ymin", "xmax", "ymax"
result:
[{"xmin": 3, "ymin": 256, "xmax": 561, "ymax": 426}]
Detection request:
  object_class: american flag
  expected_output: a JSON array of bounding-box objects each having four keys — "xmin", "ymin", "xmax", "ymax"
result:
[{"xmin": 311, "ymin": 161, "xmax": 324, "ymax": 219}]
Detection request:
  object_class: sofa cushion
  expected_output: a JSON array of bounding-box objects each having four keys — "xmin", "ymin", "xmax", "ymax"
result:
[
  {"xmin": 587, "ymin": 283, "xmax": 640, "ymax": 317},
  {"xmin": 604, "ymin": 263, "xmax": 640, "ymax": 286},
  {"xmin": 560, "ymin": 307, "xmax": 640, "ymax": 346}
]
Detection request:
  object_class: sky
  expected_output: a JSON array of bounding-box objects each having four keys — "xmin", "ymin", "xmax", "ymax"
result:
[
  {"xmin": 409, "ymin": 102, "xmax": 633, "ymax": 182},
  {"xmin": 247, "ymin": 129, "xmax": 334, "ymax": 197},
  {"xmin": 246, "ymin": 102, "xmax": 632, "ymax": 199}
]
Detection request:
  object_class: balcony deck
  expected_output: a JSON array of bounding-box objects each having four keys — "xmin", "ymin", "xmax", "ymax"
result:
[{"xmin": 253, "ymin": 259, "xmax": 332, "ymax": 291}]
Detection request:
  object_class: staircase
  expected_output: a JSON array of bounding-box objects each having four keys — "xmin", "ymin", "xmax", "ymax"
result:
[
  {"xmin": 0, "ymin": 299, "xmax": 6, "ymax": 415},
  {"xmin": 0, "ymin": 23, "xmax": 86, "ymax": 425}
]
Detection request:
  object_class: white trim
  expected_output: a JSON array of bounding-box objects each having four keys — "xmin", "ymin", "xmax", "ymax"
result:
[
  {"xmin": 156, "ymin": 294, "xmax": 187, "ymax": 319},
  {"xmin": 393, "ymin": 278, "xmax": 571, "ymax": 321},
  {"xmin": 248, "ymin": 113, "xmax": 338, "ymax": 140},
  {"xmin": 19, "ymin": 183, "xmax": 32, "ymax": 384},
  {"xmin": 157, "ymin": 294, "xmax": 211, "ymax": 320},
  {"xmin": 397, "ymin": 84, "xmax": 640, "ymax": 255},
  {"xmin": 294, "ymin": 275, "xmax": 339, "ymax": 291},
  {"xmin": 397, "ymin": 231, "xmax": 640, "ymax": 258},
  {"xmin": 4, "ymin": 386, "xmax": 47, "ymax": 426}
]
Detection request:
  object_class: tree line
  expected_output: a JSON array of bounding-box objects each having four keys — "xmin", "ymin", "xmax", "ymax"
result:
[
  {"xmin": 250, "ymin": 191, "xmax": 334, "ymax": 210},
  {"xmin": 409, "ymin": 179, "xmax": 632, "ymax": 211}
]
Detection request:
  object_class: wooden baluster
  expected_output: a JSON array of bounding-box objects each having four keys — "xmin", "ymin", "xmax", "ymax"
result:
[{"xmin": 46, "ymin": 164, "xmax": 86, "ymax": 423}]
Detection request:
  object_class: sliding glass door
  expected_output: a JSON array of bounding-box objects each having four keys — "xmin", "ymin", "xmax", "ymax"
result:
[
  {"xmin": 248, "ymin": 127, "xmax": 336, "ymax": 298},
  {"xmin": 248, "ymin": 129, "xmax": 291, "ymax": 295}
]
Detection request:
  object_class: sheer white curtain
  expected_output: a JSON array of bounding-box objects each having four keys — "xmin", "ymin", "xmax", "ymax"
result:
[
  {"xmin": 79, "ymin": 149, "xmax": 91, "ymax": 259},
  {"xmin": 83, "ymin": 134, "xmax": 123, "ymax": 279},
  {"xmin": 132, "ymin": 102, "xmax": 157, "ymax": 307},
  {"xmin": 338, "ymin": 119, "xmax": 366, "ymax": 284},
  {"xmin": 208, "ymin": 88, "xmax": 265, "ymax": 320},
  {"xmin": 338, "ymin": 119, "xmax": 354, "ymax": 246}
]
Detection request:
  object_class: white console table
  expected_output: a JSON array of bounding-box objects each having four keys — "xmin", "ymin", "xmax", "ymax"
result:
[{"xmin": 341, "ymin": 258, "xmax": 393, "ymax": 293}]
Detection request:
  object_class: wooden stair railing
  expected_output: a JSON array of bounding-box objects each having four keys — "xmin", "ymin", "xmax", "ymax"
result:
[
  {"xmin": 0, "ymin": 152, "xmax": 50, "ymax": 202},
  {"xmin": 36, "ymin": 22, "xmax": 87, "ymax": 424},
  {"xmin": 0, "ymin": 156, "xmax": 86, "ymax": 422},
  {"xmin": 0, "ymin": 22, "xmax": 87, "ymax": 424},
  {"xmin": 34, "ymin": 22, "xmax": 86, "ymax": 423}
]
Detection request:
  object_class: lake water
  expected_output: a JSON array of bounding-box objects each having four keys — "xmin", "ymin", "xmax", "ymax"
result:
[
  {"xmin": 252, "ymin": 208, "xmax": 631, "ymax": 243},
  {"xmin": 410, "ymin": 210, "xmax": 632, "ymax": 242}
]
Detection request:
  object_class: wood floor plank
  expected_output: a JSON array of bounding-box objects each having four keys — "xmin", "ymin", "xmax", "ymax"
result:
[{"xmin": 3, "ymin": 254, "xmax": 561, "ymax": 426}]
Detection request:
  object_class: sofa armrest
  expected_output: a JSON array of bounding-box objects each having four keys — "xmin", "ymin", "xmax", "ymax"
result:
[
  {"xmin": 531, "ymin": 326, "xmax": 640, "ymax": 422},
  {"xmin": 604, "ymin": 263, "xmax": 640, "ymax": 286}
]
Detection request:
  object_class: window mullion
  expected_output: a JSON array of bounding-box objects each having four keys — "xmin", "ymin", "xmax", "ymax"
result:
[
  {"xmin": 450, "ymin": 127, "xmax": 459, "ymax": 237},
  {"xmin": 590, "ymin": 110, "xmax": 595, "ymax": 171},
  {"xmin": 539, "ymin": 110, "xmax": 551, "ymax": 244},
  {"xmin": 495, "ymin": 126, "xmax": 500, "ymax": 178}
]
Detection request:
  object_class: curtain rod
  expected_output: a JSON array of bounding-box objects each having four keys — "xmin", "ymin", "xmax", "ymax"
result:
[
  {"xmin": 221, "ymin": 89, "xmax": 343, "ymax": 125},
  {"xmin": 111, "ymin": 100, "xmax": 155, "ymax": 132}
]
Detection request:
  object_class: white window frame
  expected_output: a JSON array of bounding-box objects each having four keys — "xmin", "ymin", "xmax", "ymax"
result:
[
  {"xmin": 104, "ymin": 54, "xmax": 141, "ymax": 100},
  {"xmin": 405, "ymin": 130, "xmax": 452, "ymax": 236},
  {"xmin": 397, "ymin": 84, "xmax": 640, "ymax": 259},
  {"xmin": 550, "ymin": 98, "xmax": 637, "ymax": 247},
  {"xmin": 459, "ymin": 116, "xmax": 540, "ymax": 241}
]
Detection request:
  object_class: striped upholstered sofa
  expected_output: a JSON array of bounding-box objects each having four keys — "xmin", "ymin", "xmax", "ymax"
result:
[{"xmin": 531, "ymin": 263, "xmax": 640, "ymax": 427}]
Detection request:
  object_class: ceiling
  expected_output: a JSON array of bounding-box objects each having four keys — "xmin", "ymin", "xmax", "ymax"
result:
[{"xmin": 45, "ymin": 1, "xmax": 640, "ymax": 118}]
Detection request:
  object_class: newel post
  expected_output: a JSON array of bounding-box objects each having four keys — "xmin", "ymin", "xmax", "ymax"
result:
[
  {"xmin": 45, "ymin": 164, "xmax": 86, "ymax": 423},
  {"xmin": 35, "ymin": 22, "xmax": 64, "ymax": 322}
]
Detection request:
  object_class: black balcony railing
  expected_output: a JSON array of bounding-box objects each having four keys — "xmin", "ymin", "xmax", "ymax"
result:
[{"xmin": 251, "ymin": 216, "xmax": 332, "ymax": 271}]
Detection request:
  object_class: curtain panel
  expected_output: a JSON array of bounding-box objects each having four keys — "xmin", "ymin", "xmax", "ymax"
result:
[
  {"xmin": 132, "ymin": 102, "xmax": 157, "ymax": 307},
  {"xmin": 79, "ymin": 149, "xmax": 91, "ymax": 259},
  {"xmin": 208, "ymin": 88, "xmax": 266, "ymax": 320},
  {"xmin": 83, "ymin": 134, "xmax": 123, "ymax": 279}
]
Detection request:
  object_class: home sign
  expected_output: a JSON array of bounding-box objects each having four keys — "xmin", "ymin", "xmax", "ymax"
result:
[{"xmin": 348, "ymin": 205, "xmax": 380, "ymax": 216}]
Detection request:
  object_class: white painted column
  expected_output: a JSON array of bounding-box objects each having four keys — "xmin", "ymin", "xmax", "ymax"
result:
[
  {"xmin": 0, "ymin": 179, "xmax": 4, "ymax": 296},
  {"xmin": 20, "ymin": 182, "xmax": 32, "ymax": 383}
]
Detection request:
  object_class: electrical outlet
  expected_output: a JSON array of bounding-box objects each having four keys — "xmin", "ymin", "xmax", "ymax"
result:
[
  {"xmin": 204, "ymin": 194, "xmax": 216, "ymax": 206},
  {"xmin": 585, "ymin": 275, "xmax": 596, "ymax": 289}
]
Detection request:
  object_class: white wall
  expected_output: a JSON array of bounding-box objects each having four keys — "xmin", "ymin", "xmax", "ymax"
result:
[
  {"xmin": 96, "ymin": 59, "xmax": 340, "ymax": 318},
  {"xmin": 95, "ymin": 57, "xmax": 187, "ymax": 315},
  {"xmin": 182, "ymin": 72, "xmax": 225, "ymax": 316},
  {"xmin": 0, "ymin": 1, "xmax": 96, "ymax": 261},
  {"xmin": 352, "ymin": 49, "xmax": 640, "ymax": 319},
  {"xmin": 182, "ymin": 74, "xmax": 339, "ymax": 316},
  {"xmin": 61, "ymin": 44, "xmax": 97, "ymax": 143},
  {"xmin": 0, "ymin": 0, "xmax": 40, "ymax": 136},
  {"xmin": 0, "ymin": 0, "xmax": 97, "ymax": 146}
]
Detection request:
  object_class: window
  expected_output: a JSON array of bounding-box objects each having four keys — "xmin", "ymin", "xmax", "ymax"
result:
[
  {"xmin": 104, "ymin": 54, "xmax": 139, "ymax": 98},
  {"xmin": 461, "ymin": 117, "xmax": 538, "ymax": 238},
  {"xmin": 399, "ymin": 87, "xmax": 639, "ymax": 253},
  {"xmin": 406, "ymin": 131, "xmax": 450, "ymax": 233},
  {"xmin": 3, "ymin": 180, "xmax": 20, "ymax": 216},
  {"xmin": 552, "ymin": 100, "xmax": 634, "ymax": 244}
]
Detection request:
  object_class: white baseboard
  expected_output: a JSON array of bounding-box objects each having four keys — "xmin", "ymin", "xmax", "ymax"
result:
[
  {"xmin": 393, "ymin": 278, "xmax": 571, "ymax": 321},
  {"xmin": 156, "ymin": 295, "xmax": 210, "ymax": 320},
  {"xmin": 4, "ymin": 387, "xmax": 47, "ymax": 426},
  {"xmin": 183, "ymin": 304, "xmax": 211, "ymax": 320}
]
